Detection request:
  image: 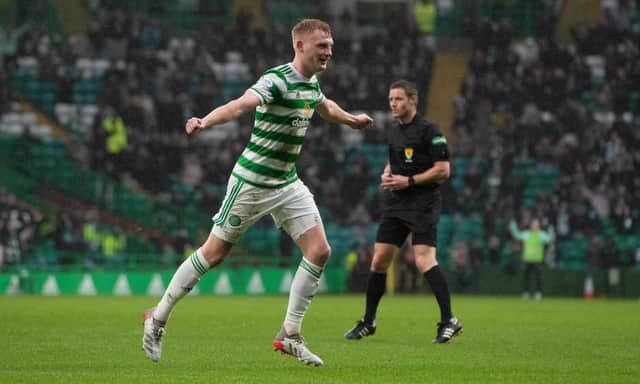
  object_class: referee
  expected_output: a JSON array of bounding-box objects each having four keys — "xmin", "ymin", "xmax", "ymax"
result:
[{"xmin": 345, "ymin": 80, "xmax": 462, "ymax": 343}]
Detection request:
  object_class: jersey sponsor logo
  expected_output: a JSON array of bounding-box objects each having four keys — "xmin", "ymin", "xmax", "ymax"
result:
[
  {"xmin": 287, "ymin": 90, "xmax": 315, "ymax": 99},
  {"xmin": 292, "ymin": 118, "xmax": 310, "ymax": 127},
  {"xmin": 404, "ymin": 147, "xmax": 414, "ymax": 163},
  {"xmin": 432, "ymin": 136, "xmax": 447, "ymax": 145}
]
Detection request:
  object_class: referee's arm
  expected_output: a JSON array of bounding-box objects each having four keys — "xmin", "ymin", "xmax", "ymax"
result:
[
  {"xmin": 410, "ymin": 161, "xmax": 450, "ymax": 187},
  {"xmin": 380, "ymin": 161, "xmax": 450, "ymax": 191}
]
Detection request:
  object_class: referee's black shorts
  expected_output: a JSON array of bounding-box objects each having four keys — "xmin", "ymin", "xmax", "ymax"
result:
[{"xmin": 375, "ymin": 209, "xmax": 439, "ymax": 247}]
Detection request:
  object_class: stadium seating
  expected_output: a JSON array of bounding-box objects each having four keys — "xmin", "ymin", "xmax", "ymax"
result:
[{"xmin": 2, "ymin": 0, "xmax": 637, "ymax": 277}]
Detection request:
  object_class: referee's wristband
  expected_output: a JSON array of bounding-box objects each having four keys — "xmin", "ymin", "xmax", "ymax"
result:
[{"xmin": 408, "ymin": 175, "xmax": 415, "ymax": 187}]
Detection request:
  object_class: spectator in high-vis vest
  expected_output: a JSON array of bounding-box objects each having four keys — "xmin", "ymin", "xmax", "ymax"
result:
[
  {"xmin": 414, "ymin": 0, "xmax": 437, "ymax": 35},
  {"xmin": 101, "ymin": 229, "xmax": 125, "ymax": 266},
  {"xmin": 509, "ymin": 218, "xmax": 554, "ymax": 300},
  {"xmin": 102, "ymin": 112, "xmax": 128, "ymax": 155}
]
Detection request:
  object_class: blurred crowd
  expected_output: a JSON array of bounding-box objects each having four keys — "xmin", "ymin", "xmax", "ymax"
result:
[
  {"xmin": 1, "ymin": 1, "xmax": 639, "ymax": 280},
  {"xmin": 447, "ymin": 5, "xmax": 640, "ymax": 276},
  {"xmin": 0, "ymin": 1, "xmax": 433, "ymax": 267},
  {"xmin": 78, "ymin": 2, "xmax": 432, "ymax": 228}
]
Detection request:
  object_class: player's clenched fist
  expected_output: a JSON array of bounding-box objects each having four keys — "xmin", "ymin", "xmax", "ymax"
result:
[
  {"xmin": 185, "ymin": 117, "xmax": 204, "ymax": 134},
  {"xmin": 350, "ymin": 114, "xmax": 373, "ymax": 130}
]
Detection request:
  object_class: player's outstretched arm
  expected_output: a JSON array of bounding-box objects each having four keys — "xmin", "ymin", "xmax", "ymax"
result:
[
  {"xmin": 185, "ymin": 91, "xmax": 261, "ymax": 134},
  {"xmin": 316, "ymin": 98, "xmax": 373, "ymax": 130}
]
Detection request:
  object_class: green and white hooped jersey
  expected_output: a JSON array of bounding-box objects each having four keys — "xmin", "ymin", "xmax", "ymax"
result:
[{"xmin": 232, "ymin": 63, "xmax": 325, "ymax": 188}]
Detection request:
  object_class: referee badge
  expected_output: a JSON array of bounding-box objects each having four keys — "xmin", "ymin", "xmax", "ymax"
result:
[{"xmin": 404, "ymin": 147, "xmax": 414, "ymax": 163}]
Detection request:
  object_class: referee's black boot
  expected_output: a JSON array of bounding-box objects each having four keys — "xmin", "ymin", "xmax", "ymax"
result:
[
  {"xmin": 344, "ymin": 319, "xmax": 376, "ymax": 340},
  {"xmin": 433, "ymin": 317, "xmax": 463, "ymax": 344}
]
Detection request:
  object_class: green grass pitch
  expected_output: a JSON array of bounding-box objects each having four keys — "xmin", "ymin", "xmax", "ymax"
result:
[{"xmin": 1, "ymin": 295, "xmax": 638, "ymax": 383}]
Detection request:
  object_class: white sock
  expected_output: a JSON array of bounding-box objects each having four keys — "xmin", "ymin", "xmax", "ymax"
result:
[
  {"xmin": 283, "ymin": 257, "xmax": 323, "ymax": 335},
  {"xmin": 154, "ymin": 249, "xmax": 209, "ymax": 323}
]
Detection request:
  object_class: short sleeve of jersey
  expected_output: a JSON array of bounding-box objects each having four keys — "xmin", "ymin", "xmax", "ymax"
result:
[
  {"xmin": 248, "ymin": 73, "xmax": 285, "ymax": 105},
  {"xmin": 429, "ymin": 126, "xmax": 450, "ymax": 161},
  {"xmin": 316, "ymin": 86, "xmax": 326, "ymax": 105}
]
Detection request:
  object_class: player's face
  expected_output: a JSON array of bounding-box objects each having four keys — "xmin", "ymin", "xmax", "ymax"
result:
[
  {"xmin": 301, "ymin": 29, "xmax": 333, "ymax": 74},
  {"xmin": 388, "ymin": 88, "xmax": 416, "ymax": 120}
]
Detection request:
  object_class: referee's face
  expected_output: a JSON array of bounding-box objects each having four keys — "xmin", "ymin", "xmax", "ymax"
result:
[{"xmin": 388, "ymin": 88, "xmax": 416, "ymax": 121}]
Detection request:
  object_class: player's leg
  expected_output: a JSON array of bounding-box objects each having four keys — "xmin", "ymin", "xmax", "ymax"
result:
[
  {"xmin": 270, "ymin": 218, "xmax": 328, "ymax": 366},
  {"xmin": 345, "ymin": 216, "xmax": 405, "ymax": 340},
  {"xmin": 151, "ymin": 177, "xmax": 248, "ymax": 322},
  {"xmin": 142, "ymin": 176, "xmax": 252, "ymax": 362},
  {"xmin": 270, "ymin": 182, "xmax": 327, "ymax": 365},
  {"xmin": 286, "ymin": 223, "xmax": 330, "ymax": 333},
  {"xmin": 142, "ymin": 233, "xmax": 232, "ymax": 362},
  {"xmin": 155, "ymin": 233, "xmax": 232, "ymax": 323}
]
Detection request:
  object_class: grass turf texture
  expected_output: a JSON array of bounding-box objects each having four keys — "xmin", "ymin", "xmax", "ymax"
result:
[{"xmin": 1, "ymin": 295, "xmax": 638, "ymax": 383}]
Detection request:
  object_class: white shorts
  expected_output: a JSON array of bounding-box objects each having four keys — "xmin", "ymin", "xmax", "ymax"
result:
[{"xmin": 211, "ymin": 176, "xmax": 322, "ymax": 243}]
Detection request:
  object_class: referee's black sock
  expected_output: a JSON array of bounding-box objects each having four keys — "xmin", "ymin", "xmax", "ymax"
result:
[
  {"xmin": 364, "ymin": 272, "xmax": 386, "ymax": 324},
  {"xmin": 424, "ymin": 265, "xmax": 453, "ymax": 322}
]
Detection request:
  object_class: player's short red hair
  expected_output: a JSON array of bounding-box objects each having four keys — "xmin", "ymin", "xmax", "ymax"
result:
[{"xmin": 291, "ymin": 19, "xmax": 332, "ymax": 43}]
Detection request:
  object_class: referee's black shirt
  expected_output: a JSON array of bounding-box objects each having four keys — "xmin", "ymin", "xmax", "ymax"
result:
[{"xmin": 384, "ymin": 114, "xmax": 450, "ymax": 212}]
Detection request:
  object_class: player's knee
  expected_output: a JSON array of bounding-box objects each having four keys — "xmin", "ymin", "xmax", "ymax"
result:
[
  {"xmin": 200, "ymin": 248, "xmax": 226, "ymax": 268},
  {"xmin": 308, "ymin": 242, "xmax": 331, "ymax": 266},
  {"xmin": 318, "ymin": 242, "xmax": 332, "ymax": 264},
  {"xmin": 200, "ymin": 238, "xmax": 233, "ymax": 268}
]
